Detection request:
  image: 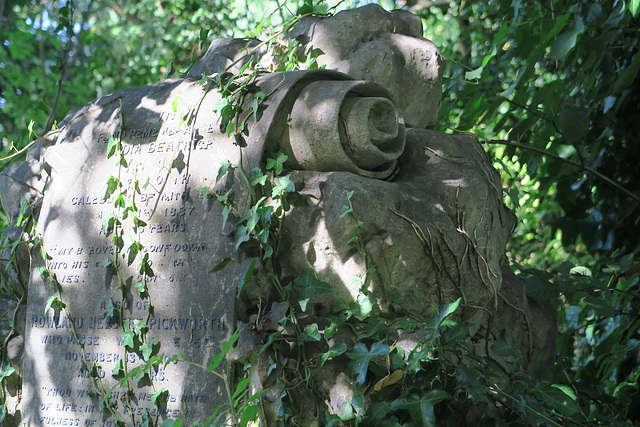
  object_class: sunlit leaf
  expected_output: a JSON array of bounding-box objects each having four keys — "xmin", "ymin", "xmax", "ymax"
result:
[
  {"xmin": 630, "ymin": 0, "xmax": 640, "ymax": 18},
  {"xmin": 216, "ymin": 159, "xmax": 233, "ymax": 183},
  {"xmin": 374, "ymin": 369, "xmax": 403, "ymax": 391},
  {"xmin": 207, "ymin": 330, "xmax": 240, "ymax": 372},
  {"xmin": 44, "ymin": 295, "xmax": 65, "ymax": 316},
  {"xmin": 569, "ymin": 265, "xmax": 591, "ymax": 277}
]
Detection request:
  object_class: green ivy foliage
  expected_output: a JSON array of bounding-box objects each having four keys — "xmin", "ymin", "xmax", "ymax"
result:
[
  {"xmin": 418, "ymin": 1, "xmax": 640, "ymax": 424},
  {"xmin": 422, "ymin": 0, "xmax": 640, "ymax": 255}
]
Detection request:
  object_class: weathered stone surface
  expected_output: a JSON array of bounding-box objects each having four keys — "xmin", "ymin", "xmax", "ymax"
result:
[
  {"xmin": 0, "ymin": 4, "xmax": 557, "ymax": 426},
  {"xmin": 274, "ymin": 129, "xmax": 516, "ymax": 322},
  {"xmin": 17, "ymin": 77, "xmax": 251, "ymax": 425},
  {"xmin": 495, "ymin": 266, "xmax": 557, "ymax": 366},
  {"xmin": 0, "ymin": 294, "xmax": 25, "ymax": 426},
  {"xmin": 187, "ymin": 38, "xmax": 264, "ymax": 78},
  {"xmin": 287, "ymin": 4, "xmax": 445, "ymax": 128}
]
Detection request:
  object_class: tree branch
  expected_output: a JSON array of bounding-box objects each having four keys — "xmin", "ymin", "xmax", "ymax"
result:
[
  {"xmin": 484, "ymin": 139, "xmax": 640, "ymax": 205},
  {"xmin": 503, "ymin": 97, "xmax": 587, "ymax": 167}
]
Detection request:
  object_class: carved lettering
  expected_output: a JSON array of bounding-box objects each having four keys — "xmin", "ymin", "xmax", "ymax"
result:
[
  {"xmin": 21, "ymin": 81, "xmax": 236, "ymax": 424},
  {"xmin": 31, "ymin": 315, "xmax": 83, "ymax": 329}
]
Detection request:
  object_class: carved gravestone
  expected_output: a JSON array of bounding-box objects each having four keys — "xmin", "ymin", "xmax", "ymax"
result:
[
  {"xmin": 0, "ymin": 4, "xmax": 558, "ymax": 426},
  {"xmin": 19, "ymin": 79, "xmax": 251, "ymax": 425}
]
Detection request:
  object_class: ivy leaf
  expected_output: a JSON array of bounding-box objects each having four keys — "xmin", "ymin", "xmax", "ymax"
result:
[
  {"xmin": 106, "ymin": 136, "xmax": 119, "ymax": 159},
  {"xmin": 630, "ymin": 0, "xmax": 640, "ymax": 18},
  {"xmin": 207, "ymin": 330, "xmax": 240, "ymax": 372},
  {"xmin": 235, "ymin": 224, "xmax": 252, "ymax": 249},
  {"xmin": 216, "ymin": 159, "xmax": 233, "ymax": 182},
  {"xmin": 304, "ymin": 47, "xmax": 324, "ymax": 69},
  {"xmin": 338, "ymin": 401, "xmax": 355, "ymax": 421},
  {"xmin": 138, "ymin": 253, "xmax": 154, "ymax": 277},
  {"xmin": 44, "ymin": 295, "xmax": 65, "ymax": 316},
  {"xmin": 389, "ymin": 391, "xmax": 450, "ymax": 426},
  {"xmin": 159, "ymin": 351, "xmax": 181, "ymax": 369},
  {"xmin": 171, "ymin": 151, "xmax": 186, "ymax": 173},
  {"xmin": 237, "ymin": 258, "xmax": 256, "ymax": 298},
  {"xmin": 349, "ymin": 340, "xmax": 389, "ymax": 384},
  {"xmin": 613, "ymin": 53, "xmax": 640, "ymax": 95},
  {"xmin": 293, "ymin": 268, "xmax": 335, "ymax": 312},
  {"xmin": 220, "ymin": 204, "xmax": 232, "ymax": 231},
  {"xmin": 340, "ymin": 205, "xmax": 353, "ymax": 219},
  {"xmin": 0, "ymin": 364, "xmax": 15, "ymax": 383},
  {"xmin": 104, "ymin": 176, "xmax": 121, "ymax": 199},
  {"xmin": 465, "ymin": 67, "xmax": 483, "ymax": 80},
  {"xmin": 266, "ymin": 151, "xmax": 288, "ymax": 175},
  {"xmin": 171, "ymin": 95, "xmax": 180, "ymax": 113},
  {"xmin": 535, "ymin": 382, "xmax": 580, "ymax": 416},
  {"xmin": 250, "ymin": 168, "xmax": 267, "ymax": 187},
  {"xmin": 364, "ymin": 400, "xmax": 392, "ymax": 423},
  {"xmin": 132, "ymin": 318, "xmax": 147, "ymax": 334},
  {"xmin": 426, "ymin": 298, "xmax": 461, "ymax": 342},
  {"xmin": 115, "ymin": 194, "xmax": 126, "ymax": 210},
  {"xmin": 225, "ymin": 121, "xmax": 235, "ymax": 137},
  {"xmin": 239, "ymin": 405, "xmax": 259, "ymax": 426},
  {"xmin": 111, "ymin": 359, "xmax": 124, "ymax": 377},
  {"xmin": 298, "ymin": 324, "xmax": 321, "ymax": 342},
  {"xmin": 15, "ymin": 197, "xmax": 28, "ymax": 227},
  {"xmin": 491, "ymin": 332, "xmax": 523, "ymax": 360},
  {"xmin": 456, "ymin": 366, "xmax": 487, "ymax": 401},
  {"xmin": 140, "ymin": 409, "xmax": 151, "ymax": 427},
  {"xmin": 103, "ymin": 298, "xmax": 116, "ymax": 322},
  {"xmin": 441, "ymin": 321, "xmax": 471, "ymax": 346},
  {"xmin": 151, "ymin": 388, "xmax": 168, "ymax": 408},
  {"xmin": 319, "ymin": 341, "xmax": 347, "ymax": 369},
  {"xmin": 393, "ymin": 318, "xmax": 419, "ymax": 333},
  {"xmin": 135, "ymin": 280, "xmax": 147, "ymax": 295},
  {"xmin": 122, "ymin": 320, "xmax": 135, "ymax": 349},
  {"xmin": 353, "ymin": 290, "xmax": 376, "ymax": 321},
  {"xmin": 250, "ymin": 92, "xmax": 266, "ymax": 121},
  {"xmin": 200, "ymin": 187, "xmax": 210, "ymax": 205},
  {"xmin": 297, "ymin": 0, "xmax": 315, "ymax": 15},
  {"xmin": 233, "ymin": 377, "xmax": 250, "ymax": 403},
  {"xmin": 257, "ymin": 331, "xmax": 282, "ymax": 357},
  {"xmin": 271, "ymin": 174, "xmax": 295, "ymax": 197}
]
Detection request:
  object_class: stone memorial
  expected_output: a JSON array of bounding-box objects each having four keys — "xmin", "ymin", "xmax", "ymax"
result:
[
  {"xmin": 0, "ymin": 4, "xmax": 557, "ymax": 426},
  {"xmin": 14, "ymin": 66, "xmax": 253, "ymax": 426}
]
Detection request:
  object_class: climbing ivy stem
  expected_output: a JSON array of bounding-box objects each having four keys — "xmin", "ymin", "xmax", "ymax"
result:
[{"xmin": 236, "ymin": 146, "xmax": 257, "ymax": 204}]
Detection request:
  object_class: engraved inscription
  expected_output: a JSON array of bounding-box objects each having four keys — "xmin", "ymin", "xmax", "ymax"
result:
[{"xmin": 24, "ymin": 99, "xmax": 239, "ymax": 424}]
